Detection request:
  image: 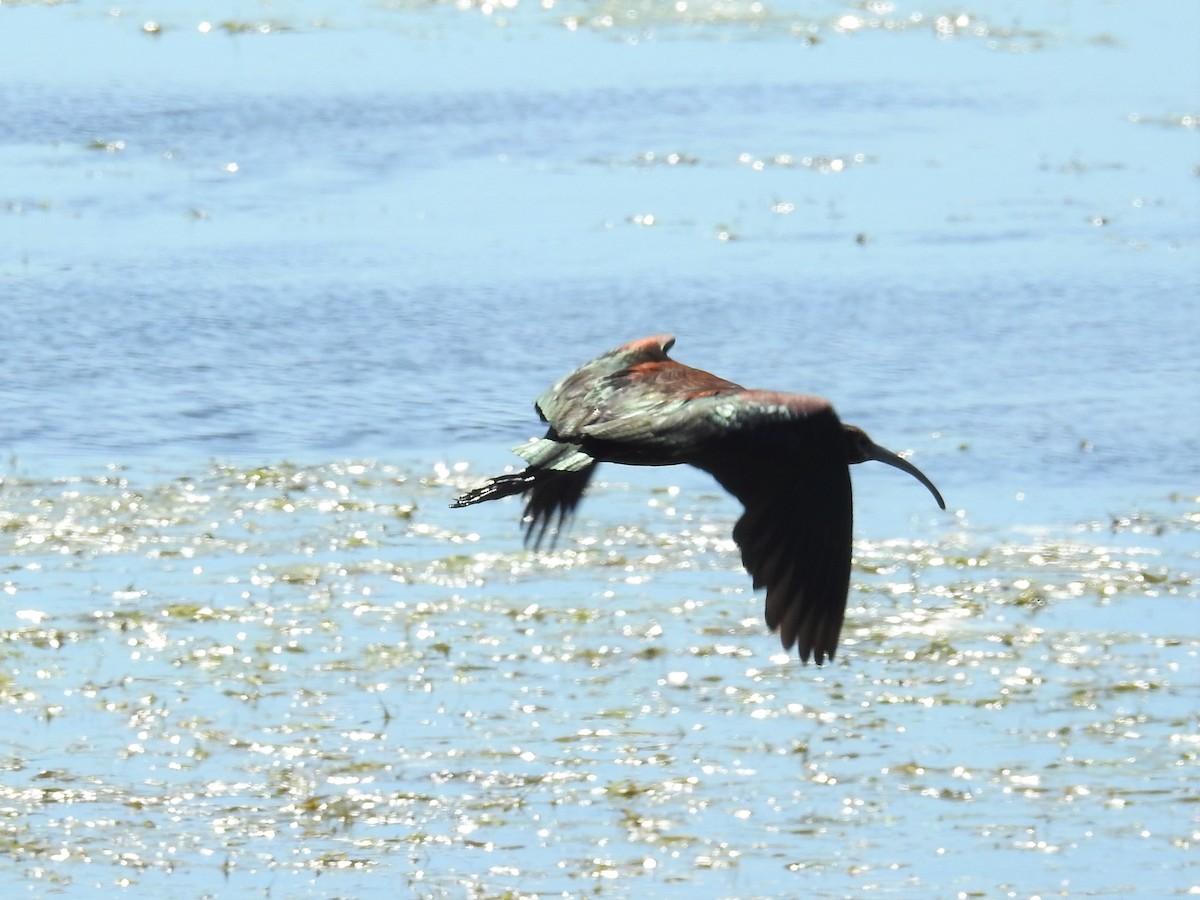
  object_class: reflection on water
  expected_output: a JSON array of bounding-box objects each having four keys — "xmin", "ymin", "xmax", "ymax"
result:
[
  {"xmin": 1, "ymin": 0, "xmax": 1198, "ymax": 895},
  {"xmin": 1, "ymin": 460, "xmax": 1196, "ymax": 895}
]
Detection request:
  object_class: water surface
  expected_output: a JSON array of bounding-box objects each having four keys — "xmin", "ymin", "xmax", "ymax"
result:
[{"xmin": 1, "ymin": 0, "xmax": 1198, "ymax": 896}]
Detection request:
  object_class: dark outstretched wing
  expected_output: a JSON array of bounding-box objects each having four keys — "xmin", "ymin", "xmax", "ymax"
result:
[
  {"xmin": 450, "ymin": 459, "xmax": 597, "ymax": 549},
  {"xmin": 508, "ymin": 434, "xmax": 597, "ymax": 547},
  {"xmin": 691, "ymin": 394, "xmax": 853, "ymax": 664},
  {"xmin": 519, "ymin": 463, "xmax": 598, "ymax": 549},
  {"xmin": 451, "ymin": 434, "xmax": 599, "ymax": 548}
]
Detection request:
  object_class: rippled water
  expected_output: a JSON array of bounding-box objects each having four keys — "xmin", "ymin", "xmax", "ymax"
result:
[
  {"xmin": 2, "ymin": 0, "xmax": 1198, "ymax": 897},
  {"xmin": 2, "ymin": 462, "xmax": 1196, "ymax": 897}
]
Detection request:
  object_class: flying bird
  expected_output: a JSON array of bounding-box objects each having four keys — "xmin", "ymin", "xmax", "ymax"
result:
[{"xmin": 451, "ymin": 334, "xmax": 945, "ymax": 664}]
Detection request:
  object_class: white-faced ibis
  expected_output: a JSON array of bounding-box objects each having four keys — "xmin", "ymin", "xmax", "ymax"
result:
[{"xmin": 452, "ymin": 334, "xmax": 945, "ymax": 664}]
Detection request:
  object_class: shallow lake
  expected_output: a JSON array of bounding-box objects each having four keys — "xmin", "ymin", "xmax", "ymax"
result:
[{"xmin": 1, "ymin": 1, "xmax": 1197, "ymax": 897}]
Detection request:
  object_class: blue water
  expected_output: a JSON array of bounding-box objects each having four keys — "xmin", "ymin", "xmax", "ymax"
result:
[
  {"xmin": 1, "ymin": 1, "xmax": 1198, "ymax": 897},
  {"xmin": 4, "ymin": 3, "xmax": 1197, "ymax": 496}
]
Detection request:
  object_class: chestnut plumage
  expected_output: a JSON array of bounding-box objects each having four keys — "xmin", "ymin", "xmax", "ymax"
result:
[{"xmin": 452, "ymin": 334, "xmax": 945, "ymax": 664}]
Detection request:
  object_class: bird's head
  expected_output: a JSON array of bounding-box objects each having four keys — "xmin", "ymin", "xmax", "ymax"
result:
[{"xmin": 844, "ymin": 425, "xmax": 946, "ymax": 510}]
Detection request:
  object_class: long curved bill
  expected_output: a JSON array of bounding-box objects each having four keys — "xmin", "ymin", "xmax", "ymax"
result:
[{"xmin": 866, "ymin": 443, "xmax": 946, "ymax": 510}]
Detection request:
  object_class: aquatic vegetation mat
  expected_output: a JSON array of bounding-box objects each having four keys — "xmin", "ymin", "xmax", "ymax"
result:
[{"xmin": 0, "ymin": 461, "xmax": 1196, "ymax": 896}]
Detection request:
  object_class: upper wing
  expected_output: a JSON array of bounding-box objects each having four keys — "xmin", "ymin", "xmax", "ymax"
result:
[
  {"xmin": 460, "ymin": 336, "xmax": 680, "ymax": 548},
  {"xmin": 687, "ymin": 395, "xmax": 854, "ymax": 664},
  {"xmin": 536, "ymin": 335, "xmax": 679, "ymax": 435}
]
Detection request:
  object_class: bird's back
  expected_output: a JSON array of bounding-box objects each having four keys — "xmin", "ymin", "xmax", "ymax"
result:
[
  {"xmin": 536, "ymin": 334, "xmax": 744, "ymax": 446},
  {"xmin": 535, "ymin": 334, "xmax": 678, "ymax": 433}
]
